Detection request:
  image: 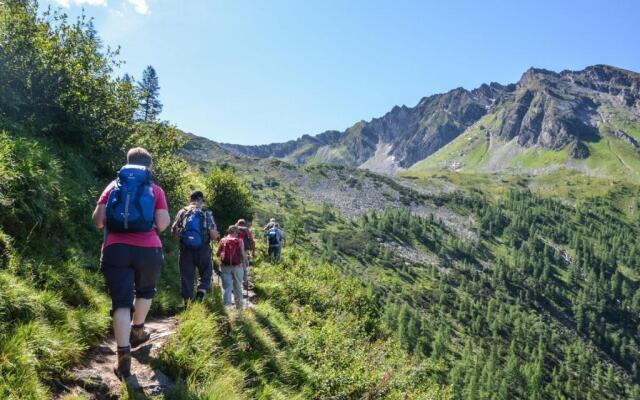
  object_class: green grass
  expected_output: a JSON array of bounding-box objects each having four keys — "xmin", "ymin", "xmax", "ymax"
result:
[
  {"xmin": 510, "ymin": 146, "xmax": 569, "ymax": 168},
  {"xmin": 609, "ymin": 110, "xmax": 640, "ymax": 142},
  {"xmin": 463, "ymin": 134, "xmax": 491, "ymax": 168},
  {"xmin": 154, "ymin": 246, "xmax": 449, "ymax": 399},
  {"xmin": 0, "ymin": 131, "xmax": 189, "ymax": 399},
  {"xmin": 157, "ymin": 300, "xmax": 245, "ymax": 400},
  {"xmin": 410, "ymin": 124, "xmax": 489, "ymax": 171},
  {"xmin": 409, "ymin": 113, "xmax": 501, "ymax": 172},
  {"xmin": 581, "ymin": 126, "xmax": 640, "ymax": 182}
]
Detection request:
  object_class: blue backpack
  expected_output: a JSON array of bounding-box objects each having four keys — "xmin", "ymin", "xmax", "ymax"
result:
[
  {"xmin": 105, "ymin": 165, "xmax": 155, "ymax": 232},
  {"xmin": 180, "ymin": 207, "xmax": 209, "ymax": 249},
  {"xmin": 267, "ymin": 228, "xmax": 281, "ymax": 246}
]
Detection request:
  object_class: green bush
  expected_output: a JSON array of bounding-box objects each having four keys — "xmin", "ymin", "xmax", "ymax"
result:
[{"xmin": 205, "ymin": 167, "xmax": 254, "ymax": 230}]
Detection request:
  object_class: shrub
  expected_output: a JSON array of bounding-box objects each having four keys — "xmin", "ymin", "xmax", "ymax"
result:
[{"xmin": 204, "ymin": 167, "xmax": 254, "ymax": 230}]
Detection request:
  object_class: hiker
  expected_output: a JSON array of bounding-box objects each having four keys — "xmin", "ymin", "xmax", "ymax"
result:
[
  {"xmin": 92, "ymin": 147, "xmax": 170, "ymax": 378},
  {"xmin": 216, "ymin": 226, "xmax": 247, "ymax": 309},
  {"xmin": 266, "ymin": 223, "xmax": 285, "ymax": 262},
  {"xmin": 263, "ymin": 218, "xmax": 277, "ymax": 233},
  {"xmin": 236, "ymin": 219, "xmax": 255, "ymax": 291},
  {"xmin": 171, "ymin": 191, "xmax": 218, "ymax": 304}
]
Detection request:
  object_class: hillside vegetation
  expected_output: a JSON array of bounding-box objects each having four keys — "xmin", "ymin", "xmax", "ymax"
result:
[
  {"xmin": 199, "ymin": 156, "xmax": 640, "ymax": 399},
  {"xmin": 3, "ymin": 2, "xmax": 640, "ymax": 399},
  {"xmin": 0, "ymin": 3, "xmax": 194, "ymax": 397},
  {"xmin": 0, "ymin": 3, "xmax": 443, "ymax": 399}
]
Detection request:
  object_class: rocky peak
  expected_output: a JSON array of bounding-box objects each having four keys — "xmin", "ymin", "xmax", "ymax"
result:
[
  {"xmin": 492, "ymin": 66, "xmax": 640, "ymax": 148},
  {"xmin": 213, "ymin": 65, "xmax": 640, "ymax": 171},
  {"xmin": 519, "ymin": 67, "xmax": 560, "ymax": 87}
]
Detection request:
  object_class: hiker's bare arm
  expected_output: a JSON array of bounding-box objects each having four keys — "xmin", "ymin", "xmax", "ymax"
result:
[
  {"xmin": 92, "ymin": 204, "xmax": 106, "ymax": 229},
  {"xmin": 171, "ymin": 212, "xmax": 182, "ymax": 238},
  {"xmin": 155, "ymin": 209, "xmax": 170, "ymax": 232},
  {"xmin": 209, "ymin": 227, "xmax": 218, "ymax": 241}
]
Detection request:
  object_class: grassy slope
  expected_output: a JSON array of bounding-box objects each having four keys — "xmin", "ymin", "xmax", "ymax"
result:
[
  {"xmin": 409, "ymin": 116, "xmax": 490, "ymax": 171},
  {"xmin": 408, "ymin": 110, "xmax": 640, "ymax": 185},
  {"xmin": 157, "ymin": 245, "xmax": 449, "ymax": 400},
  {"xmin": 0, "ymin": 129, "xmax": 448, "ymax": 399},
  {"xmin": 0, "ymin": 134, "xmax": 189, "ymax": 399},
  {"xmin": 0, "ymin": 135, "xmax": 114, "ymax": 399}
]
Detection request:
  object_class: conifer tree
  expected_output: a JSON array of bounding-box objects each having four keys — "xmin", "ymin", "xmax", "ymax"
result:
[{"xmin": 137, "ymin": 65, "xmax": 163, "ymax": 122}]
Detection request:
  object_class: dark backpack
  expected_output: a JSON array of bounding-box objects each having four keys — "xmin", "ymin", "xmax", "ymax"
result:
[
  {"xmin": 220, "ymin": 237, "xmax": 242, "ymax": 266},
  {"xmin": 267, "ymin": 228, "xmax": 281, "ymax": 246},
  {"xmin": 237, "ymin": 226, "xmax": 251, "ymax": 251},
  {"xmin": 105, "ymin": 165, "xmax": 154, "ymax": 232},
  {"xmin": 180, "ymin": 207, "xmax": 209, "ymax": 249}
]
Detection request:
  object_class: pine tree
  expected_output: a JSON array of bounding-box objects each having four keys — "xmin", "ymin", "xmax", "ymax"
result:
[{"xmin": 137, "ymin": 65, "xmax": 163, "ymax": 122}]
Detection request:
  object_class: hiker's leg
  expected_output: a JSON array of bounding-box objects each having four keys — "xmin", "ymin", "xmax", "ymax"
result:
[
  {"xmin": 196, "ymin": 245, "xmax": 213, "ymax": 295},
  {"xmin": 132, "ymin": 298, "xmax": 152, "ymax": 325},
  {"xmin": 268, "ymin": 246, "xmax": 274, "ymax": 261},
  {"xmin": 232, "ymin": 266, "xmax": 244, "ymax": 309},
  {"xmin": 179, "ymin": 248, "xmax": 196, "ymax": 300},
  {"xmin": 113, "ymin": 308, "xmax": 132, "ymax": 346},
  {"xmin": 275, "ymin": 246, "xmax": 281, "ymax": 262},
  {"xmin": 100, "ymin": 244, "xmax": 135, "ymax": 347},
  {"xmin": 132, "ymin": 247, "xmax": 163, "ymax": 324},
  {"xmin": 221, "ymin": 266, "xmax": 233, "ymax": 305}
]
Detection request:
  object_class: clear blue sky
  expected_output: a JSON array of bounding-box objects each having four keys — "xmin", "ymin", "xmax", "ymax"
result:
[{"xmin": 45, "ymin": 0, "xmax": 640, "ymax": 145}]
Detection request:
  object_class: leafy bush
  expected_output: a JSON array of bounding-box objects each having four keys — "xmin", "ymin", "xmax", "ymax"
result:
[
  {"xmin": 205, "ymin": 167, "xmax": 254, "ymax": 230},
  {"xmin": 0, "ymin": 1, "xmax": 136, "ymax": 161}
]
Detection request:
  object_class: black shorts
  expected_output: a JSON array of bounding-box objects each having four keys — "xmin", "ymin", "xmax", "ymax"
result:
[{"xmin": 100, "ymin": 244, "xmax": 163, "ymax": 313}]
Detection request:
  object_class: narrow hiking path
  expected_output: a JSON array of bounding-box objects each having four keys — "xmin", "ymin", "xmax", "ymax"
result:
[
  {"xmin": 57, "ymin": 318, "xmax": 178, "ymax": 399},
  {"xmin": 57, "ymin": 267, "xmax": 259, "ymax": 399}
]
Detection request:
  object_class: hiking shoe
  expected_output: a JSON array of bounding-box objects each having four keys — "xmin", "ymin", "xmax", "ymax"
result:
[
  {"xmin": 114, "ymin": 350, "xmax": 131, "ymax": 378},
  {"xmin": 130, "ymin": 326, "xmax": 151, "ymax": 348},
  {"xmin": 194, "ymin": 291, "xmax": 205, "ymax": 302}
]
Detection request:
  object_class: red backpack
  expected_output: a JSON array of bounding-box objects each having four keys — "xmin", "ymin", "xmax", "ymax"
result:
[{"xmin": 219, "ymin": 237, "xmax": 242, "ymax": 266}]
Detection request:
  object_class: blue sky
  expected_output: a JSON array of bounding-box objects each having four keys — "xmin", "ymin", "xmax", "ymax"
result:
[{"xmin": 45, "ymin": 0, "xmax": 640, "ymax": 145}]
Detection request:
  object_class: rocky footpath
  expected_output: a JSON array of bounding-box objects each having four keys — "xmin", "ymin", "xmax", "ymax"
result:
[{"xmin": 58, "ymin": 319, "xmax": 178, "ymax": 399}]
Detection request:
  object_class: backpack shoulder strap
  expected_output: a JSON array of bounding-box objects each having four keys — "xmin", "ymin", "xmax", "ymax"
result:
[
  {"xmin": 178, "ymin": 206, "xmax": 191, "ymax": 228},
  {"xmin": 198, "ymin": 207, "xmax": 208, "ymax": 234}
]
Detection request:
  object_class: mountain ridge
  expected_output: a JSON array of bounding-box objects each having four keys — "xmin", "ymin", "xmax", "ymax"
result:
[{"xmin": 213, "ymin": 64, "xmax": 640, "ymax": 178}]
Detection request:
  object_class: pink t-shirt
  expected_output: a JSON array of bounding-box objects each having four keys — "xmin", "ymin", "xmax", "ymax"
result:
[{"xmin": 98, "ymin": 181, "xmax": 168, "ymax": 249}]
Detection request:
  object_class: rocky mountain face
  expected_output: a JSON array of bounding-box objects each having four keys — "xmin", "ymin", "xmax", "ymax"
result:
[
  {"xmin": 219, "ymin": 83, "xmax": 505, "ymax": 171},
  {"xmin": 492, "ymin": 65, "xmax": 640, "ymax": 148},
  {"xmin": 212, "ymin": 65, "xmax": 640, "ymax": 172}
]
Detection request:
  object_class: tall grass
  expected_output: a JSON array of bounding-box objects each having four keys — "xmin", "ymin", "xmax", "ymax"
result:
[
  {"xmin": 155, "ymin": 245, "xmax": 449, "ymax": 399},
  {"xmin": 0, "ymin": 134, "xmax": 122, "ymax": 397}
]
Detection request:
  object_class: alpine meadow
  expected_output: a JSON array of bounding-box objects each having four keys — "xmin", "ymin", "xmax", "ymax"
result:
[{"xmin": 1, "ymin": 1, "xmax": 640, "ymax": 399}]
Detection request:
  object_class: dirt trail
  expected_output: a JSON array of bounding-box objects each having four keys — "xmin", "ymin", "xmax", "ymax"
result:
[
  {"xmin": 57, "ymin": 318, "xmax": 177, "ymax": 399},
  {"xmin": 58, "ymin": 268, "xmax": 258, "ymax": 399}
]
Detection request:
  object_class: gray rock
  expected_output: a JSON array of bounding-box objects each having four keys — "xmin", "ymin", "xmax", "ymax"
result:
[{"xmin": 568, "ymin": 141, "xmax": 590, "ymax": 159}]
